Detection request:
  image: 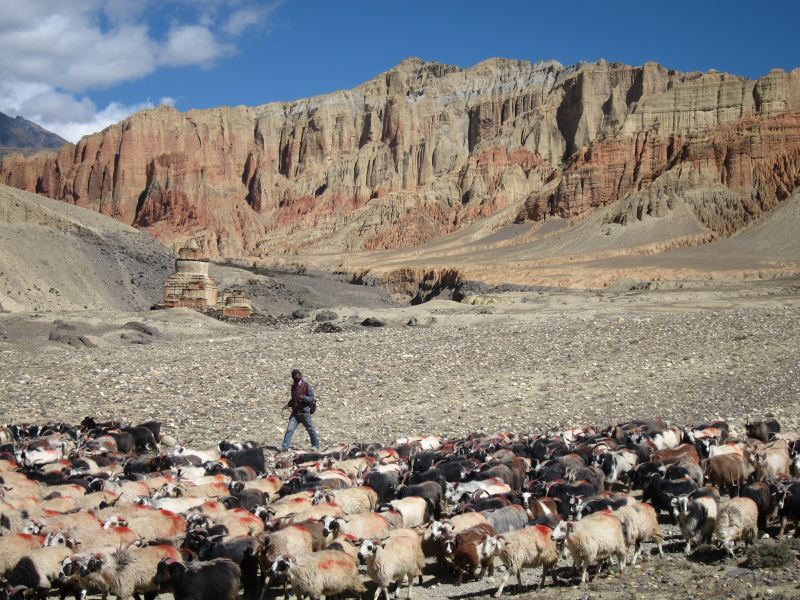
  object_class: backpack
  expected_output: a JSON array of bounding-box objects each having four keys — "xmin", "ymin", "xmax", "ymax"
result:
[{"xmin": 305, "ymin": 382, "xmax": 317, "ymax": 414}]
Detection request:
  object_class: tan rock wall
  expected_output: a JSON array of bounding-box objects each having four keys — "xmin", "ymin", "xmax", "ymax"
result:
[{"xmin": 2, "ymin": 58, "xmax": 799, "ymax": 258}]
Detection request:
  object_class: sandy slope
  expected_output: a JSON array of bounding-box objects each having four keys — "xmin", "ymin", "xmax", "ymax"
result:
[
  {"xmin": 266, "ymin": 193, "xmax": 800, "ymax": 289},
  {"xmin": 0, "ymin": 184, "xmax": 174, "ymax": 312}
]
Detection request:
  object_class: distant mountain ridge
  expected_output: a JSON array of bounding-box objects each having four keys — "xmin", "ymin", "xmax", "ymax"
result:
[
  {"xmin": 0, "ymin": 58, "xmax": 799, "ymax": 263},
  {"xmin": 0, "ymin": 111, "xmax": 66, "ymax": 159}
]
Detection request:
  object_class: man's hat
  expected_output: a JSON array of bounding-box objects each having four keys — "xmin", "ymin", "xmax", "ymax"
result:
[{"xmin": 291, "ymin": 368, "xmax": 302, "ymax": 377}]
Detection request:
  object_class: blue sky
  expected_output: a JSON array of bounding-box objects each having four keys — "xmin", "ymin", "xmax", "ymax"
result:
[{"xmin": 2, "ymin": 0, "xmax": 799, "ymax": 142}]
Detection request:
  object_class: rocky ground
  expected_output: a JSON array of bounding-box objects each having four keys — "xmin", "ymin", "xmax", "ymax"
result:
[{"xmin": 0, "ymin": 280, "xmax": 799, "ymax": 598}]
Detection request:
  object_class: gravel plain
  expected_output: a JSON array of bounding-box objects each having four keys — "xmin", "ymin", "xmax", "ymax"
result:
[{"xmin": 1, "ymin": 279, "xmax": 799, "ymax": 599}]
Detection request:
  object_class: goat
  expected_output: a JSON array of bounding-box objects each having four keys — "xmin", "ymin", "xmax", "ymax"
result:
[
  {"xmin": 777, "ymin": 482, "xmax": 800, "ymax": 538},
  {"xmin": 481, "ymin": 504, "xmax": 528, "ymax": 534},
  {"xmin": 704, "ymin": 454, "xmax": 748, "ymax": 496},
  {"xmin": 671, "ymin": 492, "xmax": 719, "ymax": 554},
  {"xmin": 398, "ymin": 481, "xmax": 444, "ymax": 520},
  {"xmin": 746, "ymin": 419, "xmax": 780, "ymax": 443},
  {"xmin": 155, "ymin": 557, "xmax": 241, "ymax": 600},
  {"xmin": 443, "ymin": 523, "xmax": 497, "ymax": 585}
]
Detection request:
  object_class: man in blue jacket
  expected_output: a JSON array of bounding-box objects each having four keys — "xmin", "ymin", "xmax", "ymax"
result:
[{"xmin": 280, "ymin": 368, "xmax": 320, "ymax": 451}]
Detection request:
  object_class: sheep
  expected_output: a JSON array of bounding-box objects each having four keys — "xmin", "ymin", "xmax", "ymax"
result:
[
  {"xmin": 321, "ymin": 512, "xmax": 392, "ymax": 543},
  {"xmin": 551, "ymin": 512, "xmax": 627, "ymax": 586},
  {"xmin": 148, "ymin": 496, "xmax": 207, "ymax": 513},
  {"xmin": 155, "ymin": 557, "xmax": 241, "ymax": 600},
  {"xmin": 492, "ymin": 525, "xmax": 558, "ymax": 596},
  {"xmin": 323, "ymin": 456, "xmax": 376, "ymax": 479},
  {"xmin": 381, "ymin": 497, "xmax": 428, "ymax": 528},
  {"xmin": 156, "ymin": 481, "xmax": 230, "ymax": 499},
  {"xmin": 171, "ymin": 445, "xmax": 221, "ymax": 464},
  {"xmin": 600, "ymin": 449, "xmax": 638, "ymax": 488},
  {"xmin": 234, "ymin": 476, "xmax": 283, "ymax": 496},
  {"xmin": 326, "ymin": 534, "xmax": 362, "ymax": 561},
  {"xmin": 203, "ymin": 508, "xmax": 264, "ymax": 537},
  {"xmin": 25, "ymin": 511, "xmax": 103, "ymax": 538},
  {"xmin": 74, "ymin": 490, "xmax": 121, "ymax": 511},
  {"xmin": 613, "ymin": 502, "xmax": 663, "ymax": 564},
  {"xmin": 313, "ymin": 485, "xmax": 378, "ymax": 515},
  {"xmin": 6, "ymin": 544, "xmax": 74, "ymax": 597},
  {"xmin": 358, "ymin": 533, "xmax": 425, "ymax": 600},
  {"xmin": 266, "ymin": 492, "xmax": 314, "ymax": 518},
  {"xmin": 71, "ymin": 543, "xmax": 182, "ymax": 600},
  {"xmin": 739, "ymin": 481, "xmax": 776, "ymax": 533},
  {"xmin": 46, "ymin": 525, "xmax": 138, "ymax": 551},
  {"xmin": 100, "ymin": 507, "xmax": 186, "ymax": 539},
  {"xmin": 287, "ymin": 501, "xmax": 343, "ymax": 524},
  {"xmin": 671, "ymin": 493, "xmax": 719, "ymax": 554},
  {"xmin": 256, "ymin": 522, "xmax": 324, "ymax": 568},
  {"xmin": 715, "ymin": 497, "xmax": 759, "ymax": 557},
  {"xmin": 271, "ymin": 550, "xmax": 366, "ymax": 600},
  {"xmin": 0, "ymin": 533, "xmax": 44, "ymax": 577}
]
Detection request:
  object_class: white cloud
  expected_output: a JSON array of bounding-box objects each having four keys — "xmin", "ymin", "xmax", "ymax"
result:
[
  {"xmin": 161, "ymin": 25, "xmax": 232, "ymax": 67},
  {"xmin": 19, "ymin": 91, "xmax": 96, "ymax": 123},
  {"xmin": 223, "ymin": 3, "xmax": 282, "ymax": 36},
  {"xmin": 37, "ymin": 99, "xmax": 174, "ymax": 143},
  {"xmin": 0, "ymin": 1, "xmax": 280, "ymax": 143}
]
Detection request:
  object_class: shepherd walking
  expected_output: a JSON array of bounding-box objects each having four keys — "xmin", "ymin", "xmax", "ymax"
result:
[{"xmin": 280, "ymin": 368, "xmax": 320, "ymax": 451}]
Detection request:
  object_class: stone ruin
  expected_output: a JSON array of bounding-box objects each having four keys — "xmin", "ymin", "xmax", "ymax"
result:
[
  {"xmin": 161, "ymin": 240, "xmax": 219, "ymax": 309},
  {"xmin": 158, "ymin": 241, "xmax": 253, "ymax": 318},
  {"xmin": 222, "ymin": 290, "xmax": 253, "ymax": 318}
]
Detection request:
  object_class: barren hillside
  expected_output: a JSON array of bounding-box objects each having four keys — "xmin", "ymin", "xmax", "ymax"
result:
[{"xmin": 0, "ymin": 184, "xmax": 173, "ymax": 312}]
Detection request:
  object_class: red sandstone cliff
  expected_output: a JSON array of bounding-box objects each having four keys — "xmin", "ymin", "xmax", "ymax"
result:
[{"xmin": 2, "ymin": 58, "xmax": 799, "ymax": 258}]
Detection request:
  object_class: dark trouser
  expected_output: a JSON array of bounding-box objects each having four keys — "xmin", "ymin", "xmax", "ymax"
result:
[{"xmin": 280, "ymin": 411, "xmax": 320, "ymax": 451}]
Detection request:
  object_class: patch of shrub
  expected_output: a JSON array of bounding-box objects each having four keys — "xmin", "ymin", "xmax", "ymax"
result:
[{"xmin": 745, "ymin": 540, "xmax": 797, "ymax": 569}]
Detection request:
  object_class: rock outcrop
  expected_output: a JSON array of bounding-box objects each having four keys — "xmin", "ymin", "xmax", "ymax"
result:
[{"xmin": 2, "ymin": 58, "xmax": 799, "ymax": 259}]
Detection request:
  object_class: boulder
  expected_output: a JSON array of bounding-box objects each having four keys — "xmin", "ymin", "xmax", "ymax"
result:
[
  {"xmin": 361, "ymin": 317, "xmax": 386, "ymax": 327},
  {"xmin": 315, "ymin": 310, "xmax": 338, "ymax": 322},
  {"xmin": 291, "ymin": 308, "xmax": 312, "ymax": 320},
  {"xmin": 405, "ymin": 316, "xmax": 437, "ymax": 327},
  {"xmin": 122, "ymin": 321, "xmax": 160, "ymax": 336},
  {"xmin": 313, "ymin": 321, "xmax": 343, "ymax": 333}
]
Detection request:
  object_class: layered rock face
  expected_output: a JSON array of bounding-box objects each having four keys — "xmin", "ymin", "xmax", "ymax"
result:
[{"xmin": 2, "ymin": 58, "xmax": 799, "ymax": 258}]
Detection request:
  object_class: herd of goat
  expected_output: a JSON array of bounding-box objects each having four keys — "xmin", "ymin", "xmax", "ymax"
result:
[{"xmin": 0, "ymin": 416, "xmax": 798, "ymax": 599}]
